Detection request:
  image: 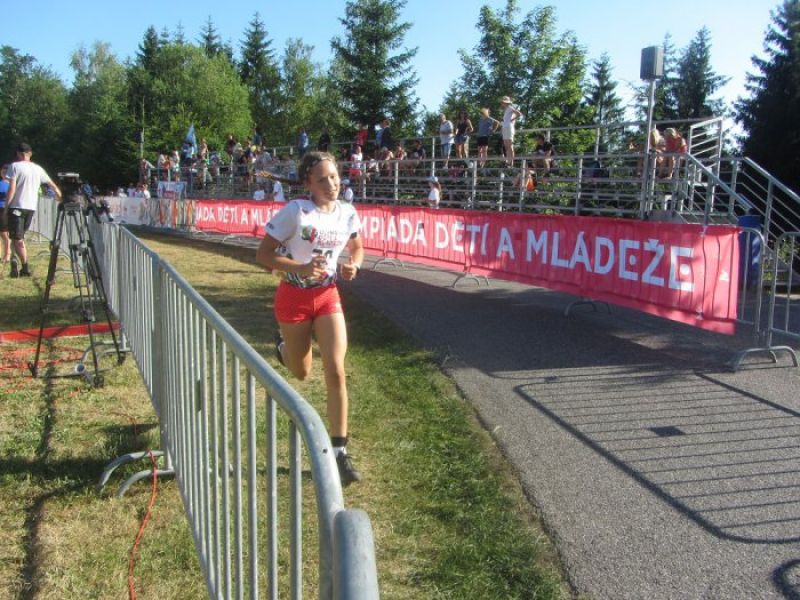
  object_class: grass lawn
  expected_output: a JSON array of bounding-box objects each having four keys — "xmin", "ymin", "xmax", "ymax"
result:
[{"xmin": 0, "ymin": 230, "xmax": 573, "ymax": 599}]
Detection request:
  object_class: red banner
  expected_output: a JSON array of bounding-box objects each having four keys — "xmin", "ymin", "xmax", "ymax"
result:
[
  {"xmin": 357, "ymin": 206, "xmax": 740, "ymax": 334},
  {"xmin": 194, "ymin": 199, "xmax": 285, "ymax": 237},
  {"xmin": 191, "ymin": 200, "xmax": 739, "ymax": 334}
]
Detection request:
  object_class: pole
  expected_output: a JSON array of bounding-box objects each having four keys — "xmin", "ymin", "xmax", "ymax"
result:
[{"xmin": 640, "ymin": 78, "xmax": 657, "ymax": 216}]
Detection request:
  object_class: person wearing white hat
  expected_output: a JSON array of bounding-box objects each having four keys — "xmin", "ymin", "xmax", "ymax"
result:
[
  {"xmin": 500, "ymin": 96, "xmax": 523, "ymax": 167},
  {"xmin": 426, "ymin": 175, "xmax": 441, "ymax": 209},
  {"xmin": 340, "ymin": 178, "xmax": 354, "ymax": 203}
]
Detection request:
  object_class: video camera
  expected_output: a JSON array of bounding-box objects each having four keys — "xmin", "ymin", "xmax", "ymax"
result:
[{"xmin": 57, "ymin": 172, "xmax": 113, "ymax": 222}]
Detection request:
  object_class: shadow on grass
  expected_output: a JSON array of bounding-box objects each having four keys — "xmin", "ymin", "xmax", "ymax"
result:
[{"xmin": 8, "ymin": 350, "xmax": 156, "ymax": 600}]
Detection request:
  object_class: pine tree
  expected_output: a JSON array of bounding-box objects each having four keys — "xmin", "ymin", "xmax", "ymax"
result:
[
  {"xmin": 136, "ymin": 26, "xmax": 160, "ymax": 74},
  {"xmin": 199, "ymin": 16, "xmax": 223, "ymax": 58},
  {"xmin": 736, "ymin": 0, "xmax": 800, "ymax": 192},
  {"xmin": 331, "ymin": 0, "xmax": 420, "ymax": 140},
  {"xmin": 674, "ymin": 27, "xmax": 729, "ymax": 119},
  {"xmin": 584, "ymin": 54, "xmax": 625, "ymax": 152},
  {"xmin": 239, "ymin": 12, "xmax": 282, "ymax": 135}
]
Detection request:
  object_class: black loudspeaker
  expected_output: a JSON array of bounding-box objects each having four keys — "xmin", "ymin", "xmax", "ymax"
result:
[{"xmin": 640, "ymin": 46, "xmax": 664, "ymax": 80}]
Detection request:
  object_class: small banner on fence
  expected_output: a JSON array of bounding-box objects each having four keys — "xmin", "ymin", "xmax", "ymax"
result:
[
  {"xmin": 189, "ymin": 200, "xmax": 740, "ymax": 334},
  {"xmin": 157, "ymin": 181, "xmax": 186, "ymax": 200}
]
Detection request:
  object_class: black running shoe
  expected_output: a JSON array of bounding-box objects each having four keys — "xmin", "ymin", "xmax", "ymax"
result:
[
  {"xmin": 10, "ymin": 259, "xmax": 19, "ymax": 278},
  {"xmin": 336, "ymin": 453, "xmax": 362, "ymax": 486},
  {"xmin": 274, "ymin": 331, "xmax": 285, "ymax": 366}
]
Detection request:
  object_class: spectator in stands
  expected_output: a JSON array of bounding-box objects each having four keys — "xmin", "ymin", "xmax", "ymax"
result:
[
  {"xmin": 364, "ymin": 153, "xmax": 379, "ymax": 181},
  {"xmin": 349, "ymin": 144, "xmax": 364, "ymax": 183},
  {"xmin": 454, "ymin": 110, "xmax": 474, "ymax": 159},
  {"xmin": 426, "ymin": 175, "xmax": 441, "ymax": 209},
  {"xmin": 139, "ymin": 157, "xmax": 155, "ymax": 185},
  {"xmin": 0, "ymin": 164, "xmax": 9, "ymax": 264},
  {"xmin": 297, "ymin": 128, "xmax": 309, "ymax": 158},
  {"xmin": 318, "ymin": 128, "xmax": 331, "ymax": 152},
  {"xmin": 271, "ymin": 177, "xmax": 286, "ymax": 202},
  {"xmin": 662, "ymin": 128, "xmax": 687, "ymax": 178},
  {"xmin": 513, "ymin": 161, "xmax": 536, "ymax": 193},
  {"xmin": 379, "ymin": 119, "xmax": 394, "ymax": 154},
  {"xmin": 256, "ymin": 151, "xmax": 365, "ymax": 486},
  {"xmin": 439, "ymin": 113, "xmax": 454, "ymax": 166},
  {"xmin": 378, "ymin": 146, "xmax": 394, "ymax": 177},
  {"xmin": 156, "ymin": 152, "xmax": 168, "ymax": 180},
  {"xmin": 354, "ymin": 124, "xmax": 368, "ymax": 150},
  {"xmin": 649, "ymin": 127, "xmax": 666, "ymax": 175},
  {"xmin": 532, "ymin": 133, "xmax": 555, "ymax": 175},
  {"xmin": 410, "ymin": 139, "xmax": 427, "ymax": 173},
  {"xmin": 226, "ymin": 134, "xmax": 237, "ymax": 157},
  {"xmin": 476, "ymin": 108, "xmax": 500, "ymax": 167},
  {"xmin": 253, "ymin": 184, "xmax": 266, "ymax": 201},
  {"xmin": 340, "ymin": 178, "xmax": 354, "ymax": 203},
  {"xmin": 198, "ymin": 138, "xmax": 209, "ymax": 161},
  {"xmin": 170, "ymin": 149, "xmax": 181, "ymax": 181},
  {"xmin": 500, "ymin": 96, "xmax": 523, "ymax": 168},
  {"xmin": 135, "ymin": 181, "xmax": 151, "ymax": 199}
]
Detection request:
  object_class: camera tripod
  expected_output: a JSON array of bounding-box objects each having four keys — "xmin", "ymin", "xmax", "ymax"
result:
[{"xmin": 28, "ymin": 198, "xmax": 123, "ymax": 387}]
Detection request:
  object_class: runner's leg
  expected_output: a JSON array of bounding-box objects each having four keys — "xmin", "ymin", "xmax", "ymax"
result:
[
  {"xmin": 312, "ymin": 312, "xmax": 349, "ymax": 438},
  {"xmin": 279, "ymin": 320, "xmax": 314, "ymax": 380}
]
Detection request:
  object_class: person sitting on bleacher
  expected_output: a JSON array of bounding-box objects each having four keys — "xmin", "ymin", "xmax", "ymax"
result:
[
  {"xmin": 662, "ymin": 128, "xmax": 687, "ymax": 178},
  {"xmin": 532, "ymin": 134, "xmax": 555, "ymax": 177}
]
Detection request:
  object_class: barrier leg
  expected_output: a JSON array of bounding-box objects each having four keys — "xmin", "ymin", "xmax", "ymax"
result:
[
  {"xmin": 450, "ymin": 272, "xmax": 489, "ymax": 288},
  {"xmin": 564, "ymin": 298, "xmax": 611, "ymax": 317},
  {"xmin": 97, "ymin": 450, "xmax": 176, "ymax": 497}
]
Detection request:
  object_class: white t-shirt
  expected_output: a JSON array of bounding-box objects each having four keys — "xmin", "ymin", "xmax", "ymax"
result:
[
  {"xmin": 439, "ymin": 120, "xmax": 454, "ymax": 144},
  {"xmin": 266, "ymin": 198, "xmax": 361, "ymax": 288},
  {"xmin": 272, "ymin": 180, "xmax": 285, "ymax": 202},
  {"xmin": 342, "ymin": 187, "xmax": 354, "ymax": 203},
  {"xmin": 253, "ymin": 189, "xmax": 266, "ymax": 201},
  {"xmin": 502, "ymin": 105, "xmax": 518, "ymax": 140},
  {"xmin": 7, "ymin": 160, "xmax": 52, "ymax": 211},
  {"xmin": 427, "ymin": 187, "xmax": 440, "ymax": 208}
]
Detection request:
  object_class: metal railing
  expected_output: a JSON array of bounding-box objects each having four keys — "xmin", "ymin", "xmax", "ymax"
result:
[{"xmin": 30, "ymin": 196, "xmax": 379, "ymax": 599}]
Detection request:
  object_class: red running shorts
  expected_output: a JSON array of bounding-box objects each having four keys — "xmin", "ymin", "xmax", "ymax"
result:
[{"xmin": 274, "ymin": 281, "xmax": 343, "ymax": 323}]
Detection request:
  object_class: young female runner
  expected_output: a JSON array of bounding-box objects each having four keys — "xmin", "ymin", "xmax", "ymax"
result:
[{"xmin": 256, "ymin": 151, "xmax": 365, "ymax": 485}]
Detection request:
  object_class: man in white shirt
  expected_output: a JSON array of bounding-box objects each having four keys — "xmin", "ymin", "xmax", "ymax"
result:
[
  {"xmin": 341, "ymin": 178, "xmax": 354, "ymax": 203},
  {"xmin": 500, "ymin": 96, "xmax": 523, "ymax": 167},
  {"xmin": 4, "ymin": 142, "xmax": 61, "ymax": 277},
  {"xmin": 271, "ymin": 179, "xmax": 285, "ymax": 202}
]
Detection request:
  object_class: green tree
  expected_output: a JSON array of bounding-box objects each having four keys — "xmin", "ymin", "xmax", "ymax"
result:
[
  {"xmin": 137, "ymin": 26, "xmax": 161, "ymax": 75},
  {"xmin": 199, "ymin": 16, "xmax": 223, "ymax": 58},
  {"xmin": 239, "ymin": 13, "xmax": 282, "ymax": 136},
  {"xmin": 674, "ymin": 27, "xmax": 730, "ymax": 119},
  {"xmin": 736, "ymin": 0, "xmax": 800, "ymax": 192},
  {"xmin": 450, "ymin": 1, "xmax": 590, "ymax": 151},
  {"xmin": 331, "ymin": 0, "xmax": 420, "ymax": 141},
  {"xmin": 63, "ymin": 42, "xmax": 135, "ymax": 188},
  {"xmin": 584, "ymin": 53, "xmax": 626, "ymax": 152},
  {"xmin": 0, "ymin": 46, "xmax": 69, "ymax": 168},
  {"xmin": 136, "ymin": 43, "xmax": 252, "ymax": 159}
]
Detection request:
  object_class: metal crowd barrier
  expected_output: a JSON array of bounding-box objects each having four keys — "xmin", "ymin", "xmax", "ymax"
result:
[
  {"xmin": 29, "ymin": 195, "xmax": 379, "ymax": 599},
  {"xmin": 730, "ymin": 229, "xmax": 799, "ymax": 370}
]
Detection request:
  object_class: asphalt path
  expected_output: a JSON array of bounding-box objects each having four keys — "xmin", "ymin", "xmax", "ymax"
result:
[{"xmin": 343, "ymin": 256, "xmax": 800, "ymax": 600}]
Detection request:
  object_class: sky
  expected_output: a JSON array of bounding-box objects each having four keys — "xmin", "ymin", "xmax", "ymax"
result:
[{"xmin": 4, "ymin": 0, "xmax": 777, "ymax": 118}]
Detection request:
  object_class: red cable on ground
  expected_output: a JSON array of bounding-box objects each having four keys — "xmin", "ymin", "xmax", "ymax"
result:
[{"xmin": 128, "ymin": 450, "xmax": 159, "ymax": 600}]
